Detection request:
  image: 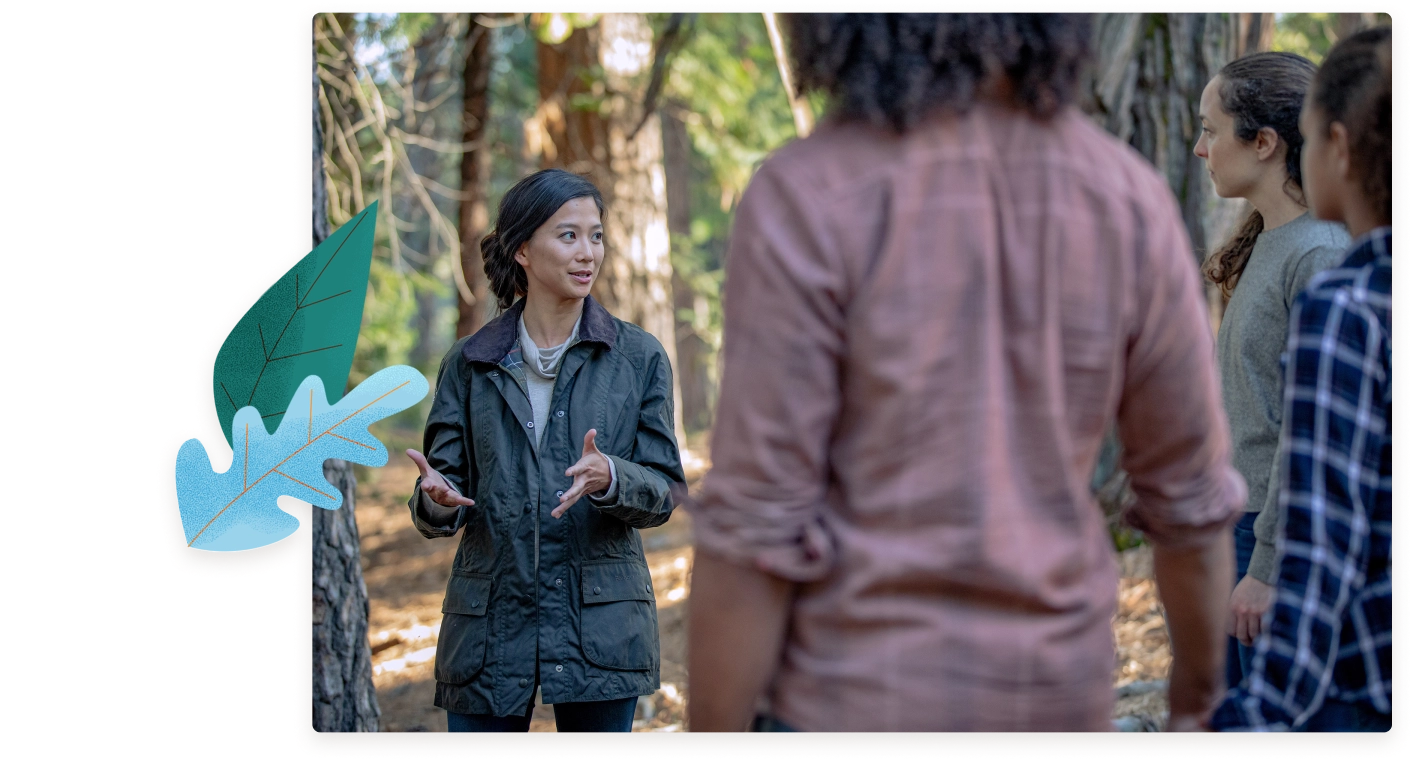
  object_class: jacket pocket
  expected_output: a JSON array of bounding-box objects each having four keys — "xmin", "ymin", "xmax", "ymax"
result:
[
  {"xmin": 579, "ymin": 560, "xmax": 657, "ymax": 671},
  {"xmin": 435, "ymin": 571, "xmax": 492, "ymax": 685}
]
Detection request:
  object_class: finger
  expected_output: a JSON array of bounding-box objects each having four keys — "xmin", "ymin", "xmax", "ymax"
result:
[
  {"xmin": 582, "ymin": 428, "xmax": 599, "ymax": 456},
  {"xmin": 560, "ymin": 482, "xmax": 588, "ymax": 507},
  {"xmin": 448, "ymin": 493, "xmax": 476, "ymax": 507},
  {"xmin": 1237, "ymin": 614, "xmax": 1254, "ymax": 647},
  {"xmin": 406, "ymin": 449, "xmax": 431, "ymax": 477}
]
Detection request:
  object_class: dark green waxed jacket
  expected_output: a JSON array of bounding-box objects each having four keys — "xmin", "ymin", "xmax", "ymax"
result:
[{"xmin": 409, "ymin": 295, "xmax": 685, "ymax": 718}]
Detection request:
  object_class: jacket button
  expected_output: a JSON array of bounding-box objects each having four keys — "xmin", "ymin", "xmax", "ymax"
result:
[
  {"xmin": 556, "ymin": 410, "xmax": 565, "ymax": 417},
  {"xmin": 526, "ymin": 420, "xmax": 534, "ymax": 428},
  {"xmin": 556, "ymin": 490, "xmax": 564, "ymax": 498},
  {"xmin": 519, "ymin": 678, "xmax": 529, "ymax": 687},
  {"xmin": 555, "ymin": 578, "xmax": 563, "ymax": 587},
  {"xmin": 470, "ymin": 600, "xmax": 479, "ymax": 607},
  {"xmin": 489, "ymin": 371, "xmax": 499, "ymax": 377},
  {"xmin": 593, "ymin": 586, "xmax": 602, "ymax": 595},
  {"xmin": 555, "ymin": 664, "xmax": 564, "ymax": 673}
]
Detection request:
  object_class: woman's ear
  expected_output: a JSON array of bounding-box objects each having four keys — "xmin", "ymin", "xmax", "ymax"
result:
[
  {"xmin": 1254, "ymin": 126, "xmax": 1283, "ymax": 162},
  {"xmin": 1327, "ymin": 121, "xmax": 1354, "ymax": 184},
  {"xmin": 514, "ymin": 240, "xmax": 530, "ymax": 269}
]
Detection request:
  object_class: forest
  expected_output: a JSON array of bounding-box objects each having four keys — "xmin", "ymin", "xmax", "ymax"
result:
[{"xmin": 307, "ymin": 12, "xmax": 1390, "ymax": 732}]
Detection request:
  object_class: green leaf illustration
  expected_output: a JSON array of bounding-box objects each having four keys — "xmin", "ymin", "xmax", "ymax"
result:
[{"xmin": 212, "ymin": 202, "xmax": 377, "ymax": 445}]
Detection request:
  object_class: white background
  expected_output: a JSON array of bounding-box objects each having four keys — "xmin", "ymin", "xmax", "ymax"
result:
[{"xmin": 0, "ymin": 1, "xmax": 1402, "ymax": 757}]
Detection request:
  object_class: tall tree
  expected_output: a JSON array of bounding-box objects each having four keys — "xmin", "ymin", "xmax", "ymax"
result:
[
  {"xmin": 536, "ymin": 14, "xmax": 686, "ymax": 444},
  {"xmin": 311, "ymin": 43, "xmax": 380, "ymax": 733},
  {"xmin": 661, "ymin": 105, "xmax": 713, "ymax": 435},
  {"xmin": 457, "ymin": 15, "xmax": 494, "ymax": 338}
]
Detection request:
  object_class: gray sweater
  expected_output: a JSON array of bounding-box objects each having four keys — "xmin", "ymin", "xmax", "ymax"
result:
[{"xmin": 1217, "ymin": 212, "xmax": 1349, "ymax": 583}]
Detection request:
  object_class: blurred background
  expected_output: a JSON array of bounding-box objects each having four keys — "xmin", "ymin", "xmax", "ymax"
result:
[{"xmin": 310, "ymin": 12, "xmax": 1391, "ymax": 732}]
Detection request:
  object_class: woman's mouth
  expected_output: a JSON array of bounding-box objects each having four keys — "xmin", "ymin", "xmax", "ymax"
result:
[{"xmin": 569, "ymin": 270, "xmax": 593, "ymax": 285}]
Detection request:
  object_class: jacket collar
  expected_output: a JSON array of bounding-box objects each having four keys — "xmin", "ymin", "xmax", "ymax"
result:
[{"xmin": 462, "ymin": 294, "xmax": 616, "ymax": 364}]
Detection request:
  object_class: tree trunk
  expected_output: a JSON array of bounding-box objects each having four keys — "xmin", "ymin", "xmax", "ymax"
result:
[
  {"xmin": 1084, "ymin": 14, "xmax": 1240, "ymax": 524},
  {"xmin": 661, "ymin": 105, "xmax": 713, "ymax": 436},
  {"xmin": 1237, "ymin": 13, "xmax": 1274, "ymax": 56},
  {"xmin": 457, "ymin": 16, "xmax": 494, "ymax": 338},
  {"xmin": 538, "ymin": 14, "xmax": 686, "ymax": 446},
  {"xmin": 312, "ymin": 46, "xmax": 380, "ymax": 733},
  {"xmin": 1336, "ymin": 13, "xmax": 1381, "ymax": 42}
]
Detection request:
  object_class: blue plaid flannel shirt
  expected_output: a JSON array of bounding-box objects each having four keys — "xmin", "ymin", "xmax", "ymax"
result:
[{"xmin": 1212, "ymin": 227, "xmax": 1392, "ymax": 731}]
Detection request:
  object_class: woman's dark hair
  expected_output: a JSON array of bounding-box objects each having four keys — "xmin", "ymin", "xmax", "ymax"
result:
[
  {"xmin": 1310, "ymin": 26, "xmax": 1392, "ymax": 225},
  {"xmin": 481, "ymin": 169, "xmax": 605, "ymax": 310},
  {"xmin": 1201, "ymin": 52, "xmax": 1318, "ymax": 299},
  {"xmin": 782, "ymin": 13, "xmax": 1092, "ymax": 132}
]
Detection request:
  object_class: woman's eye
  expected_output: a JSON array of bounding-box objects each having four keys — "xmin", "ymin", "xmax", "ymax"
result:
[
  {"xmin": 592, "ymin": 232, "xmax": 603, "ymax": 243},
  {"xmin": 561, "ymin": 232, "xmax": 575, "ymax": 241}
]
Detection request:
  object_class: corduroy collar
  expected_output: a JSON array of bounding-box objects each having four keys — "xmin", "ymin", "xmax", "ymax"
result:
[{"xmin": 462, "ymin": 294, "xmax": 616, "ymax": 364}]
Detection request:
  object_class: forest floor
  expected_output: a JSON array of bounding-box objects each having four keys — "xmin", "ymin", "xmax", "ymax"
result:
[{"xmin": 354, "ymin": 456, "xmax": 1172, "ymax": 732}]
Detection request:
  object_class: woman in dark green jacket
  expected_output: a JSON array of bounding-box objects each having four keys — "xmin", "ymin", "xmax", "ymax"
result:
[{"xmin": 405, "ymin": 169, "xmax": 685, "ymax": 732}]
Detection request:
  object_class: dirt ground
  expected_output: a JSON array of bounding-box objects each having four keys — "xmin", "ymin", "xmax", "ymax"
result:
[{"xmin": 354, "ymin": 458, "xmax": 1171, "ymax": 732}]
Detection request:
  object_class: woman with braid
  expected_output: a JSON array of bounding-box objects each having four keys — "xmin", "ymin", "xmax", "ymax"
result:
[
  {"xmin": 1213, "ymin": 26, "xmax": 1391, "ymax": 731},
  {"xmin": 1192, "ymin": 52, "xmax": 1349, "ymax": 689}
]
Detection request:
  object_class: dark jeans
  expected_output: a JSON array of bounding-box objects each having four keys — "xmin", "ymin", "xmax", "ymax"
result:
[
  {"xmin": 1300, "ymin": 699, "xmax": 1391, "ymax": 732},
  {"xmin": 447, "ymin": 695, "xmax": 637, "ymax": 732},
  {"xmin": 752, "ymin": 714, "xmax": 798, "ymax": 732},
  {"xmin": 1225, "ymin": 512, "xmax": 1259, "ymax": 689}
]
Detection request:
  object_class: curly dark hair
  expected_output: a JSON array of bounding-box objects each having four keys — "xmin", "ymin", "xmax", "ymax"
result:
[
  {"xmin": 1201, "ymin": 52, "xmax": 1318, "ymax": 298},
  {"xmin": 481, "ymin": 169, "xmax": 604, "ymax": 310},
  {"xmin": 782, "ymin": 13, "xmax": 1092, "ymax": 132},
  {"xmin": 1311, "ymin": 26, "xmax": 1392, "ymax": 225}
]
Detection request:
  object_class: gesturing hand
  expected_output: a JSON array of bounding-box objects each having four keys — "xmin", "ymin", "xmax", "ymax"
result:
[
  {"xmin": 1227, "ymin": 574, "xmax": 1275, "ymax": 646},
  {"xmin": 552, "ymin": 429, "xmax": 612, "ymax": 519},
  {"xmin": 406, "ymin": 449, "xmax": 475, "ymax": 508}
]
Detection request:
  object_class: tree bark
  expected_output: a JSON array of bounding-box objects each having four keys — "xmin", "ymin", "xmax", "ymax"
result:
[
  {"xmin": 457, "ymin": 16, "xmax": 494, "ymax": 338},
  {"xmin": 1237, "ymin": 13, "xmax": 1274, "ymax": 57},
  {"xmin": 538, "ymin": 14, "xmax": 686, "ymax": 445},
  {"xmin": 1336, "ymin": 13, "xmax": 1381, "ymax": 42},
  {"xmin": 661, "ymin": 105, "xmax": 713, "ymax": 435},
  {"xmin": 312, "ymin": 46, "xmax": 380, "ymax": 732}
]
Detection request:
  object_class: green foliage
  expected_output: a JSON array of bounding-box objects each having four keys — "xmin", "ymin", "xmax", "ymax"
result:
[
  {"xmin": 1274, "ymin": 13, "xmax": 1340, "ymax": 63},
  {"xmin": 651, "ymin": 14, "xmax": 802, "ymax": 430},
  {"xmin": 213, "ymin": 204, "xmax": 377, "ymax": 445}
]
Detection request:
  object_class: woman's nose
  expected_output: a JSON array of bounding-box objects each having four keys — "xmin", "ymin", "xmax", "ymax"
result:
[{"xmin": 1193, "ymin": 137, "xmax": 1207, "ymax": 159}]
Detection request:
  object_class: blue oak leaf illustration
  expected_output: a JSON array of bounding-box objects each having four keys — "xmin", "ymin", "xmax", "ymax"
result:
[{"xmin": 176, "ymin": 365, "xmax": 428, "ymax": 551}]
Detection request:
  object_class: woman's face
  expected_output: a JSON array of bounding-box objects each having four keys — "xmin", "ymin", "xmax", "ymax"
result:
[
  {"xmin": 1194, "ymin": 76, "xmax": 1271, "ymax": 200},
  {"xmin": 515, "ymin": 196, "xmax": 604, "ymax": 303},
  {"xmin": 1298, "ymin": 99, "xmax": 1346, "ymax": 224}
]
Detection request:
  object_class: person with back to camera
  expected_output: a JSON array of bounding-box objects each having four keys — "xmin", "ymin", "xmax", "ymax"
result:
[
  {"xmin": 404, "ymin": 168, "xmax": 685, "ymax": 732},
  {"xmin": 1212, "ymin": 25, "xmax": 1392, "ymax": 733},
  {"xmin": 687, "ymin": 14, "xmax": 1245, "ymax": 732},
  {"xmin": 1191, "ymin": 51, "xmax": 1350, "ymax": 689}
]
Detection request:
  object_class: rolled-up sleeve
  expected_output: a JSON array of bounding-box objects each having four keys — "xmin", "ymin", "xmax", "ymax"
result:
[
  {"xmin": 1117, "ymin": 184, "xmax": 1246, "ymax": 546},
  {"xmin": 689, "ymin": 163, "xmax": 844, "ymax": 582}
]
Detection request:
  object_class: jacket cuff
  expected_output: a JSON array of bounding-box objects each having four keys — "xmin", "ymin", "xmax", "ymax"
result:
[
  {"xmin": 410, "ymin": 478, "xmax": 464, "ymax": 536},
  {"xmin": 588, "ymin": 454, "xmax": 618, "ymax": 504}
]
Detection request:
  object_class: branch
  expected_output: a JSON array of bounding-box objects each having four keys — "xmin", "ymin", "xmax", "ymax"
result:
[
  {"xmin": 762, "ymin": 12, "xmax": 814, "ymax": 138},
  {"xmin": 627, "ymin": 13, "xmax": 693, "ymax": 142}
]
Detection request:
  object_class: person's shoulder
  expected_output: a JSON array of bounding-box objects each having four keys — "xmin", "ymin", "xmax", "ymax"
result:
[
  {"xmin": 609, "ymin": 318, "xmax": 668, "ymax": 363},
  {"xmin": 1073, "ymin": 114, "xmax": 1174, "ymax": 201}
]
